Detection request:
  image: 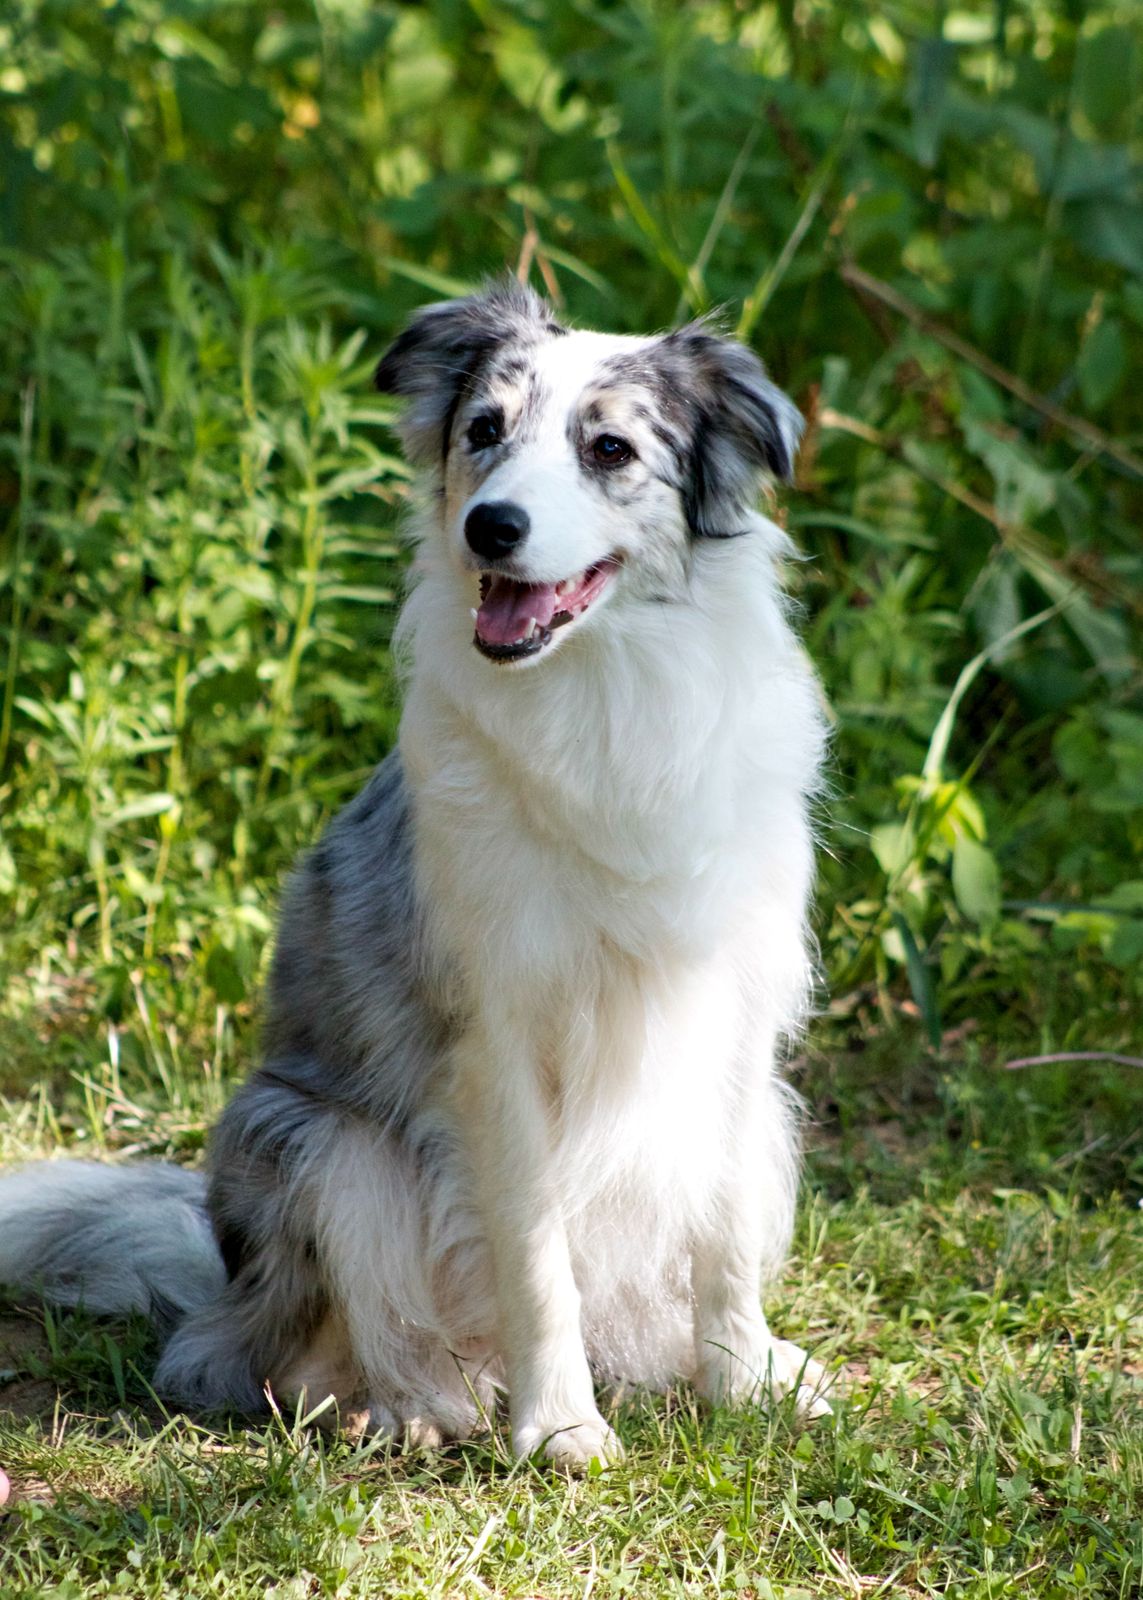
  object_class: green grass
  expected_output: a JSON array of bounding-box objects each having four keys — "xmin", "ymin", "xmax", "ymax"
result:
[
  {"xmin": 2, "ymin": 1036, "xmax": 1140, "ymax": 1598},
  {"xmin": 2, "ymin": 0, "xmax": 1142, "ymax": 1594}
]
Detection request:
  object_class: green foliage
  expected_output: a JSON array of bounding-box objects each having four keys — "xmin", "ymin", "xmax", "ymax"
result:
[{"xmin": 0, "ymin": 6, "xmax": 1140, "ymax": 1069}]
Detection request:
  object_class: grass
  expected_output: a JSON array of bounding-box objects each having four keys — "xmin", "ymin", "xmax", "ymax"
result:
[{"xmin": 2, "ymin": 1030, "xmax": 1140, "ymax": 1599}]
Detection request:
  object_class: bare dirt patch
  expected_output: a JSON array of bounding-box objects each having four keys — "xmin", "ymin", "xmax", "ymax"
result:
[
  {"xmin": 0, "ymin": 1311, "xmax": 57, "ymax": 1424},
  {"xmin": 0, "ymin": 1312, "xmax": 60, "ymax": 1509}
]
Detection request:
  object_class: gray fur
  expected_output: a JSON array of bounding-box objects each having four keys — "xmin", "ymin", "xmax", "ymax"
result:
[
  {"xmin": 258, "ymin": 751, "xmax": 450, "ymax": 1125},
  {"xmin": 158, "ymin": 750, "xmax": 468, "ymax": 1411},
  {"xmin": 375, "ymin": 281, "xmax": 564, "ymax": 467},
  {"xmin": 0, "ymin": 1161, "xmax": 224, "ymax": 1331},
  {"xmin": 596, "ymin": 324, "xmax": 804, "ymax": 535}
]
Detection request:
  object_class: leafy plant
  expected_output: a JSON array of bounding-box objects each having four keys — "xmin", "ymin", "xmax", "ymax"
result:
[{"xmin": 0, "ymin": 0, "xmax": 1139, "ymax": 1072}]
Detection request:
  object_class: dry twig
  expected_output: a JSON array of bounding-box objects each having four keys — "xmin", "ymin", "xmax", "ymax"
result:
[
  {"xmin": 1004, "ymin": 1051, "xmax": 1143, "ymax": 1071},
  {"xmin": 840, "ymin": 262, "xmax": 1143, "ymax": 480}
]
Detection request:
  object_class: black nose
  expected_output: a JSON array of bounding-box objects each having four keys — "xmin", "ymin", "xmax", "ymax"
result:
[{"xmin": 464, "ymin": 501, "xmax": 530, "ymax": 563}]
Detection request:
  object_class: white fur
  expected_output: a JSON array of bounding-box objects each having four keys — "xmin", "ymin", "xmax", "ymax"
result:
[{"xmin": 378, "ymin": 325, "xmax": 832, "ymax": 1463}]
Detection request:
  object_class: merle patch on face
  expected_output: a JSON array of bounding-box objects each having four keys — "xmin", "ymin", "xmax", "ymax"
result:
[
  {"xmin": 374, "ymin": 281, "xmax": 565, "ymax": 467},
  {"xmin": 593, "ymin": 325, "xmax": 803, "ymax": 538}
]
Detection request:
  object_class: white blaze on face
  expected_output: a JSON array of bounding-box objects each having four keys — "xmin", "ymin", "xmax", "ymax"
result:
[{"xmin": 461, "ymin": 333, "xmax": 633, "ymax": 577}]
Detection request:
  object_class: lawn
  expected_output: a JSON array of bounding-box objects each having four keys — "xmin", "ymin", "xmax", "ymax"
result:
[
  {"xmin": 1, "ymin": 1038, "xmax": 1139, "ymax": 1597},
  {"xmin": 1, "ymin": 1, "xmax": 1140, "ymax": 1595}
]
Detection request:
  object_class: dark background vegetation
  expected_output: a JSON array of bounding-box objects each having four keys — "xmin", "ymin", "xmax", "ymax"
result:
[{"xmin": 0, "ymin": 0, "xmax": 1140, "ymax": 1195}]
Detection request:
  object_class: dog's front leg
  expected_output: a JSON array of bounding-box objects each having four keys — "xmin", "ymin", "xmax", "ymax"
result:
[
  {"xmin": 693, "ymin": 1227, "xmax": 830, "ymax": 1418},
  {"xmin": 453, "ymin": 1017, "xmax": 622, "ymax": 1471},
  {"xmin": 692, "ymin": 1044, "xmax": 832, "ymax": 1419}
]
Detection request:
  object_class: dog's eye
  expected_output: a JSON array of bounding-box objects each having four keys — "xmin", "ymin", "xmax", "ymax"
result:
[
  {"xmin": 467, "ymin": 414, "xmax": 502, "ymax": 451},
  {"xmin": 591, "ymin": 434, "xmax": 633, "ymax": 467}
]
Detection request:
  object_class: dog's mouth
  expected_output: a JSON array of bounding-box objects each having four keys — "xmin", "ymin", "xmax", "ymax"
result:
[{"xmin": 472, "ymin": 559, "xmax": 619, "ymax": 663}]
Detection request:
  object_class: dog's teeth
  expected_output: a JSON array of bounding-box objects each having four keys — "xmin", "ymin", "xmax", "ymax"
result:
[
  {"xmin": 556, "ymin": 579, "xmax": 572, "ymax": 598},
  {"xmin": 470, "ymin": 608, "xmax": 478, "ymax": 621}
]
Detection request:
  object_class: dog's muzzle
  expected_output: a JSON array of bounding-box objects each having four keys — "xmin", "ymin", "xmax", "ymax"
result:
[{"xmin": 471, "ymin": 559, "xmax": 620, "ymax": 663}]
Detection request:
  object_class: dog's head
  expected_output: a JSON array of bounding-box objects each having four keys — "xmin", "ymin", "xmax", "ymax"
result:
[{"xmin": 377, "ymin": 282, "xmax": 802, "ymax": 666}]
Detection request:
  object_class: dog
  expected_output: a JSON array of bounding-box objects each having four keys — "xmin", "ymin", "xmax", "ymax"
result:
[{"xmin": 0, "ymin": 281, "xmax": 831, "ymax": 1470}]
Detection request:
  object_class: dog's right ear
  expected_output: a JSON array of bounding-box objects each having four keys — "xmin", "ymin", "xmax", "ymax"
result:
[{"xmin": 375, "ymin": 282, "xmax": 564, "ymax": 466}]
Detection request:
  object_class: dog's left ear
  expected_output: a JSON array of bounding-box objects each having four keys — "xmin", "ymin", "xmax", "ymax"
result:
[
  {"xmin": 658, "ymin": 326, "xmax": 803, "ymax": 537},
  {"xmin": 375, "ymin": 282, "xmax": 564, "ymax": 466}
]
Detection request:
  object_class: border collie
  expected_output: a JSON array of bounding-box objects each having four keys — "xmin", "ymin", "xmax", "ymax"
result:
[{"xmin": 0, "ymin": 282, "xmax": 830, "ymax": 1470}]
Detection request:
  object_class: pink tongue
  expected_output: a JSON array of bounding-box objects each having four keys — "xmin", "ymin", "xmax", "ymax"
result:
[{"xmin": 476, "ymin": 576, "xmax": 561, "ymax": 645}]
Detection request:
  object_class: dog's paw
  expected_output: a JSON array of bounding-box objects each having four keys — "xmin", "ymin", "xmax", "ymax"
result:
[
  {"xmin": 342, "ymin": 1397, "xmax": 480, "ymax": 1451},
  {"xmin": 513, "ymin": 1413, "xmax": 624, "ymax": 1474},
  {"xmin": 698, "ymin": 1336, "xmax": 834, "ymax": 1420},
  {"xmin": 765, "ymin": 1339, "xmax": 834, "ymax": 1420}
]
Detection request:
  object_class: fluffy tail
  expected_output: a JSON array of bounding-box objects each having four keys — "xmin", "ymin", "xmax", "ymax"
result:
[{"xmin": 0, "ymin": 1161, "xmax": 226, "ymax": 1330}]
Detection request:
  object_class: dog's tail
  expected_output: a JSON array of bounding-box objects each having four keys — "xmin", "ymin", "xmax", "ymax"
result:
[{"xmin": 0, "ymin": 1161, "xmax": 226, "ymax": 1330}]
